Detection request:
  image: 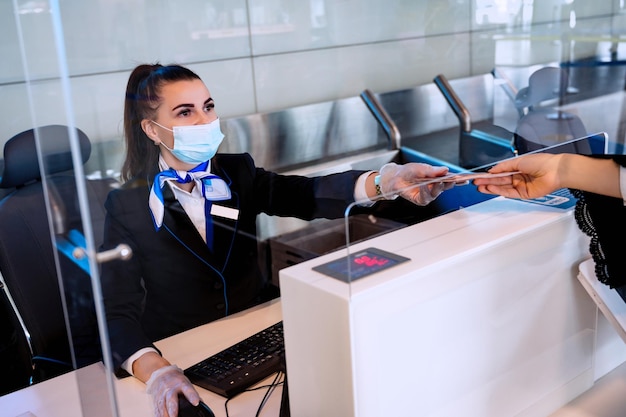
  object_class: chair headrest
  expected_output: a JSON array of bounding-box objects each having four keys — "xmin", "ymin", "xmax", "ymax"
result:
[{"xmin": 0, "ymin": 125, "xmax": 91, "ymax": 189}]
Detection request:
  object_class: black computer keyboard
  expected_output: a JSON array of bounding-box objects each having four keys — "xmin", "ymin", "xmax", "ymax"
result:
[{"xmin": 184, "ymin": 321, "xmax": 285, "ymax": 398}]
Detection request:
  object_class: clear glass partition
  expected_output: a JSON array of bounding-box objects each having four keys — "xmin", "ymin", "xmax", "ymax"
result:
[
  {"xmin": 339, "ymin": 130, "xmax": 617, "ymax": 289},
  {"xmin": 3, "ymin": 1, "xmax": 119, "ymax": 416},
  {"xmin": 3, "ymin": 1, "xmax": 626, "ymax": 416}
]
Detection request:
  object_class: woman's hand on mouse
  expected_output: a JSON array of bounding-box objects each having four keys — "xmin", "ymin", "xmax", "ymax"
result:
[{"xmin": 146, "ymin": 365, "xmax": 200, "ymax": 417}]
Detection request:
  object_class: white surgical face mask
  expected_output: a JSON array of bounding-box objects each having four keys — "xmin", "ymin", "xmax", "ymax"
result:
[{"xmin": 152, "ymin": 118, "xmax": 224, "ymax": 165}]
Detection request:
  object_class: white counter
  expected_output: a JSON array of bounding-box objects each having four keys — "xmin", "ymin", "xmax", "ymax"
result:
[{"xmin": 280, "ymin": 196, "xmax": 625, "ymax": 417}]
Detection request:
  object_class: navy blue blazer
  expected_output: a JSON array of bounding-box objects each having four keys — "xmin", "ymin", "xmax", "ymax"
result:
[{"xmin": 100, "ymin": 153, "xmax": 364, "ymax": 371}]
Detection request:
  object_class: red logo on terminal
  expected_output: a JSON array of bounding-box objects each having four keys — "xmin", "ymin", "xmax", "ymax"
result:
[{"xmin": 353, "ymin": 255, "xmax": 389, "ymax": 267}]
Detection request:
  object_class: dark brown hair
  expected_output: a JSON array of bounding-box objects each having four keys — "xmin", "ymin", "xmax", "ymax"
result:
[{"xmin": 121, "ymin": 64, "xmax": 201, "ymax": 182}]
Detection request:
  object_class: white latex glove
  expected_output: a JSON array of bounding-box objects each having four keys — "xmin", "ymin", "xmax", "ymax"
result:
[
  {"xmin": 145, "ymin": 365, "xmax": 200, "ymax": 417},
  {"xmin": 379, "ymin": 162, "xmax": 451, "ymax": 206}
]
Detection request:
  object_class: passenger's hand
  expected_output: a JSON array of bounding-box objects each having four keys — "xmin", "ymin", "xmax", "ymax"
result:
[
  {"xmin": 474, "ymin": 153, "xmax": 563, "ymax": 199},
  {"xmin": 379, "ymin": 162, "xmax": 451, "ymax": 206},
  {"xmin": 145, "ymin": 365, "xmax": 200, "ymax": 417}
]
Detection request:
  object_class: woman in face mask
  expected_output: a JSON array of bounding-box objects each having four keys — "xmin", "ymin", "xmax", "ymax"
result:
[{"xmin": 100, "ymin": 63, "xmax": 451, "ymax": 417}]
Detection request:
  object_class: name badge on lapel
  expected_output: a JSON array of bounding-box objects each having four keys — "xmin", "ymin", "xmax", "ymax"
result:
[{"xmin": 211, "ymin": 204, "xmax": 239, "ymax": 220}]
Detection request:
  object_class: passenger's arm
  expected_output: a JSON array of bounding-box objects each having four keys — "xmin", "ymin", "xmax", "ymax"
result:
[{"xmin": 474, "ymin": 153, "xmax": 622, "ymax": 200}]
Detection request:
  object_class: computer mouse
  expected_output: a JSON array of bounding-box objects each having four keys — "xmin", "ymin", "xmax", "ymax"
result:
[{"xmin": 178, "ymin": 394, "xmax": 216, "ymax": 417}]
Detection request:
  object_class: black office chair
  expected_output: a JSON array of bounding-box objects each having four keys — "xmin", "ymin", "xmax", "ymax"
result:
[
  {"xmin": 0, "ymin": 125, "xmax": 118, "ymax": 384},
  {"xmin": 514, "ymin": 66, "xmax": 588, "ymax": 154},
  {"xmin": 0, "ymin": 283, "xmax": 32, "ymax": 395}
]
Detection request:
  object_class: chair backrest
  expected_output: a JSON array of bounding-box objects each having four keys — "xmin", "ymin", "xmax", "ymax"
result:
[
  {"xmin": 514, "ymin": 66, "xmax": 569, "ymax": 111},
  {"xmin": 0, "ymin": 125, "xmax": 117, "ymax": 382},
  {"xmin": 513, "ymin": 67, "xmax": 588, "ymax": 153}
]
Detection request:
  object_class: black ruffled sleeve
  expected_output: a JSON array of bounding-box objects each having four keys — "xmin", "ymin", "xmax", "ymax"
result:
[{"xmin": 572, "ymin": 155, "xmax": 626, "ymax": 288}]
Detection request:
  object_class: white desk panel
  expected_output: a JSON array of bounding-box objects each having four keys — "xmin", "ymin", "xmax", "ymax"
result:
[
  {"xmin": 577, "ymin": 259, "xmax": 626, "ymax": 380},
  {"xmin": 280, "ymin": 196, "xmax": 619, "ymax": 417}
]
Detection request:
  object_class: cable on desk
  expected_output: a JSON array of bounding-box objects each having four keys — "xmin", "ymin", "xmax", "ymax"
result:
[
  {"xmin": 223, "ymin": 371, "xmax": 285, "ymax": 417},
  {"xmin": 256, "ymin": 371, "xmax": 283, "ymax": 417}
]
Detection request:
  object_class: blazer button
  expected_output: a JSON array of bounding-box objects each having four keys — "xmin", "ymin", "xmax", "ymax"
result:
[
  {"xmin": 213, "ymin": 281, "xmax": 223, "ymax": 290},
  {"xmin": 216, "ymin": 303, "xmax": 225, "ymax": 310}
]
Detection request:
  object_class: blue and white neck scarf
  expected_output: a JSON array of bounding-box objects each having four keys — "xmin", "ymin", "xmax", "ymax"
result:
[{"xmin": 149, "ymin": 160, "xmax": 231, "ymax": 249}]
